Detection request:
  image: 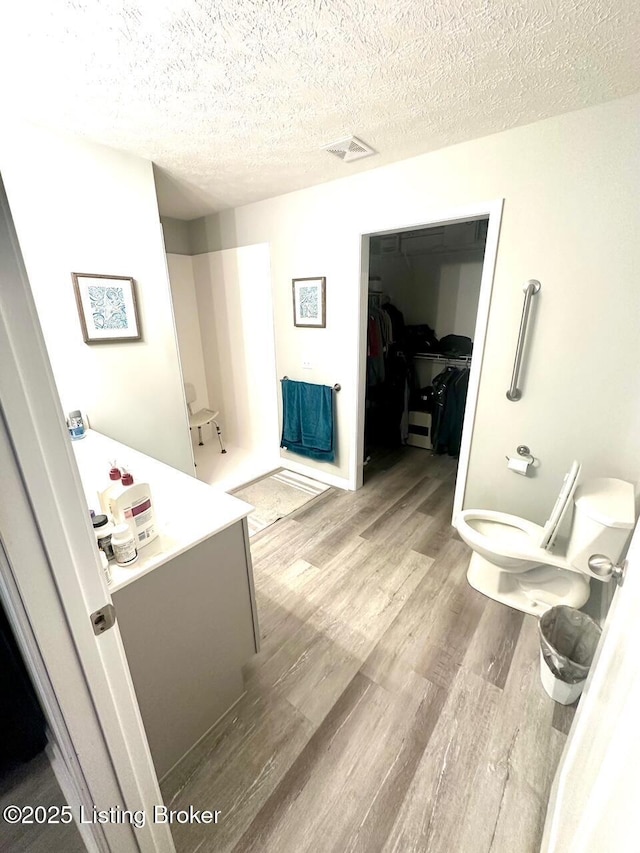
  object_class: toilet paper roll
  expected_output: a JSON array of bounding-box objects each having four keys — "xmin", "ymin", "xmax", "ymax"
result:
[{"xmin": 507, "ymin": 456, "xmax": 530, "ymax": 475}]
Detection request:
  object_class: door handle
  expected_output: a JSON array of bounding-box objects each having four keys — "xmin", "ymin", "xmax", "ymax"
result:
[{"xmin": 588, "ymin": 554, "xmax": 627, "ymax": 586}]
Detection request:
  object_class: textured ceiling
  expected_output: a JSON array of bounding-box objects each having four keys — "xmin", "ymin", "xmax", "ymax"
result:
[{"xmin": 1, "ymin": 1, "xmax": 639, "ymax": 219}]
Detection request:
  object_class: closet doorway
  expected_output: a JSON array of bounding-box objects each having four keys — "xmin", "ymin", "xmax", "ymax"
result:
[{"xmin": 356, "ymin": 202, "xmax": 503, "ymax": 517}]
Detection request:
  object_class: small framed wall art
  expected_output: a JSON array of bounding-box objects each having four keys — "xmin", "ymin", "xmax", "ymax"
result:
[
  {"xmin": 292, "ymin": 277, "xmax": 326, "ymax": 328},
  {"xmin": 72, "ymin": 272, "xmax": 142, "ymax": 344}
]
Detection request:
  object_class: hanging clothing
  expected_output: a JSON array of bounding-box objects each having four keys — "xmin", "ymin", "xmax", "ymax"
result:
[
  {"xmin": 400, "ymin": 378, "xmax": 410, "ymax": 443},
  {"xmin": 365, "ymin": 300, "xmax": 409, "ymax": 450},
  {"xmin": 382, "ymin": 302, "xmax": 405, "ymax": 346},
  {"xmin": 379, "ymin": 308, "xmax": 393, "ymax": 349},
  {"xmin": 431, "ymin": 367, "xmax": 470, "ymax": 457},
  {"xmin": 367, "ymin": 308, "xmax": 386, "ymax": 387},
  {"xmin": 447, "ymin": 368, "xmax": 469, "ymax": 456}
]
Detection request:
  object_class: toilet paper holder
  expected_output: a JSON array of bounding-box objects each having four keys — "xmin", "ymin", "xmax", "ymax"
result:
[
  {"xmin": 515, "ymin": 445, "xmax": 535, "ymax": 464},
  {"xmin": 505, "ymin": 445, "xmax": 536, "ymax": 474}
]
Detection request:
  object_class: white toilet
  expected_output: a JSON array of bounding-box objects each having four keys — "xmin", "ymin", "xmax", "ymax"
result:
[{"xmin": 456, "ymin": 461, "xmax": 636, "ymax": 615}]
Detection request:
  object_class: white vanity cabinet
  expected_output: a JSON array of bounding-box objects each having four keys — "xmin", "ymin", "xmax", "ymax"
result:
[
  {"xmin": 112, "ymin": 518, "xmax": 257, "ymax": 777},
  {"xmin": 72, "ymin": 430, "xmax": 258, "ymax": 779}
]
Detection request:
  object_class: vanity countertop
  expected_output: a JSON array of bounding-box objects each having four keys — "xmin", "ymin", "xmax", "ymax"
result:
[{"xmin": 72, "ymin": 430, "xmax": 253, "ymax": 593}]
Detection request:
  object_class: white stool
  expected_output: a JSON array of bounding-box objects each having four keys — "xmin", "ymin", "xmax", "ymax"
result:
[{"xmin": 184, "ymin": 383, "xmax": 226, "ymax": 453}]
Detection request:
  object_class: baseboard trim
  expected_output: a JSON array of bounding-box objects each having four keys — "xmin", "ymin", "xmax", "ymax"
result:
[
  {"xmin": 279, "ymin": 457, "xmax": 351, "ymax": 491},
  {"xmin": 160, "ymin": 690, "xmax": 248, "ymax": 786}
]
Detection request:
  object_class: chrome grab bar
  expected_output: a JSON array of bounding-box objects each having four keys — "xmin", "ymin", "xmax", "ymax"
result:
[{"xmin": 506, "ymin": 280, "xmax": 541, "ymax": 401}]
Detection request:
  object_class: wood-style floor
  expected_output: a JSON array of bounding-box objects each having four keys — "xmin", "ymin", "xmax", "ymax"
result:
[
  {"xmin": 162, "ymin": 447, "xmax": 573, "ymax": 853},
  {"xmin": 0, "ymin": 752, "xmax": 84, "ymax": 852}
]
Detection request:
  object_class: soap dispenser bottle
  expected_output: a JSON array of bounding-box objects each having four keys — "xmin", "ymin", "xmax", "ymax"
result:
[
  {"xmin": 98, "ymin": 463, "xmax": 122, "ymax": 514},
  {"xmin": 108, "ymin": 471, "xmax": 158, "ymax": 549}
]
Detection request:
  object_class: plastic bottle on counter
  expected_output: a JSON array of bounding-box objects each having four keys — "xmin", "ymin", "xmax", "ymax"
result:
[
  {"xmin": 108, "ymin": 471, "xmax": 158, "ymax": 550},
  {"xmin": 98, "ymin": 463, "xmax": 123, "ymax": 514},
  {"xmin": 92, "ymin": 514, "xmax": 115, "ymax": 561},
  {"xmin": 99, "ymin": 550, "xmax": 112, "ymax": 586},
  {"xmin": 111, "ymin": 524, "xmax": 138, "ymax": 566},
  {"xmin": 67, "ymin": 410, "xmax": 86, "ymax": 441}
]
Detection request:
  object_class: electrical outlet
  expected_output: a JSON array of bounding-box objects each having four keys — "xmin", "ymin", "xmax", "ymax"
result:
[{"xmin": 303, "ymin": 360, "xmax": 312, "ymax": 369}]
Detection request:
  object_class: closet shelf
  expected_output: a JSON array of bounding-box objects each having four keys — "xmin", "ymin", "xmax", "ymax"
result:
[{"xmin": 413, "ymin": 352, "xmax": 472, "ymax": 367}]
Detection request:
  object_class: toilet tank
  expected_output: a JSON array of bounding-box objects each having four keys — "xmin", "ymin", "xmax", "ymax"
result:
[{"xmin": 566, "ymin": 478, "xmax": 636, "ymax": 573}]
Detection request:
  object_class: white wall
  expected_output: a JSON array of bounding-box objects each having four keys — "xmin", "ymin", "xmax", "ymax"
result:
[
  {"xmin": 0, "ymin": 124, "xmax": 193, "ymax": 475},
  {"xmin": 192, "ymin": 93, "xmax": 640, "ymax": 520},
  {"xmin": 444, "ymin": 260, "xmax": 482, "ymax": 340},
  {"xmin": 192, "ymin": 245, "xmax": 279, "ymax": 461},
  {"xmin": 368, "ymin": 254, "xmax": 414, "ymax": 319},
  {"xmin": 370, "ymin": 250, "xmax": 483, "ymax": 336},
  {"xmin": 166, "ymin": 254, "xmax": 209, "ymax": 430},
  {"xmin": 432, "ymin": 258, "xmax": 482, "ymax": 339},
  {"xmin": 161, "ymin": 216, "xmax": 191, "ymax": 255},
  {"xmin": 369, "ymin": 250, "xmax": 483, "ymax": 392}
]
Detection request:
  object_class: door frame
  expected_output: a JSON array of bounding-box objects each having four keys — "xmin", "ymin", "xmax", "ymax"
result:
[
  {"xmin": 0, "ymin": 177, "xmax": 175, "ymax": 852},
  {"xmin": 353, "ymin": 198, "xmax": 503, "ymax": 519}
]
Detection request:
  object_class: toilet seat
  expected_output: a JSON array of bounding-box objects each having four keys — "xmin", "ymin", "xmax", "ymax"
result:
[
  {"xmin": 538, "ymin": 460, "xmax": 581, "ymax": 549},
  {"xmin": 457, "ymin": 510, "xmax": 571, "ymax": 573},
  {"xmin": 457, "ymin": 461, "xmax": 582, "ymax": 574}
]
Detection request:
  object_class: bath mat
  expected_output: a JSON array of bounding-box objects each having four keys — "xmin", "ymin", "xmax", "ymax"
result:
[{"xmin": 233, "ymin": 470, "xmax": 330, "ymax": 537}]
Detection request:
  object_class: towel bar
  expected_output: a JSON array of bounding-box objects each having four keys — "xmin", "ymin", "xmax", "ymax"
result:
[{"xmin": 282, "ymin": 376, "xmax": 340, "ymax": 392}]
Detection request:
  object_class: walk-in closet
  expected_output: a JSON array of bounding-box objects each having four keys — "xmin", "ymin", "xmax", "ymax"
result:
[{"xmin": 365, "ymin": 218, "xmax": 488, "ymax": 472}]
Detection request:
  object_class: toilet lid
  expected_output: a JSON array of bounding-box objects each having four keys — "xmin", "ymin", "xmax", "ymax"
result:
[{"xmin": 538, "ymin": 460, "xmax": 582, "ymax": 550}]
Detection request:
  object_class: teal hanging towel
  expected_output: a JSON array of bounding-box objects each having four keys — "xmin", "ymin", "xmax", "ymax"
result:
[{"xmin": 280, "ymin": 379, "xmax": 335, "ymax": 462}]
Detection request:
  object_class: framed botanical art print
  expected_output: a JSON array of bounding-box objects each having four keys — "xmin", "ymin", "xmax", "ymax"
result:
[
  {"xmin": 292, "ymin": 277, "xmax": 326, "ymax": 328},
  {"xmin": 72, "ymin": 272, "xmax": 142, "ymax": 344}
]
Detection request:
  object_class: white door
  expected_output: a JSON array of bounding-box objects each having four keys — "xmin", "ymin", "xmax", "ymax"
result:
[
  {"xmin": 542, "ymin": 520, "xmax": 640, "ymax": 850},
  {"xmin": 0, "ymin": 179, "xmax": 174, "ymax": 851}
]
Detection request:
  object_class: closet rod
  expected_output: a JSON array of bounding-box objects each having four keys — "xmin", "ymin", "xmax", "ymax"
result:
[
  {"xmin": 282, "ymin": 376, "xmax": 341, "ymax": 392},
  {"xmin": 413, "ymin": 353, "xmax": 471, "ymax": 366}
]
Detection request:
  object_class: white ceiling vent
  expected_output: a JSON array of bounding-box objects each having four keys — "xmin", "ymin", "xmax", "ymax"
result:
[{"xmin": 322, "ymin": 136, "xmax": 376, "ymax": 162}]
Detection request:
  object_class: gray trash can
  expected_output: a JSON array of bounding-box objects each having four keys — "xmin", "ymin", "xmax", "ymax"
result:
[{"xmin": 538, "ymin": 605, "xmax": 602, "ymax": 705}]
